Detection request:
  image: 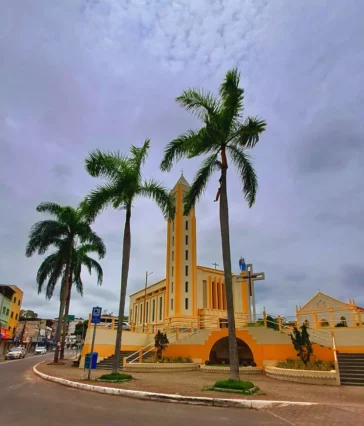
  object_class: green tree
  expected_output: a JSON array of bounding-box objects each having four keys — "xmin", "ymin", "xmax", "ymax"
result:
[
  {"xmin": 81, "ymin": 140, "xmax": 174, "ymax": 373},
  {"xmin": 75, "ymin": 320, "xmax": 88, "ymax": 339},
  {"xmin": 154, "ymin": 330, "xmax": 169, "ymax": 360},
  {"xmin": 26, "ymin": 203, "xmax": 105, "ymax": 363},
  {"xmin": 160, "ymin": 69, "xmax": 266, "ymax": 380},
  {"xmin": 290, "ymin": 324, "xmax": 313, "ymax": 366},
  {"xmin": 36, "ymin": 242, "xmax": 104, "ymax": 359}
]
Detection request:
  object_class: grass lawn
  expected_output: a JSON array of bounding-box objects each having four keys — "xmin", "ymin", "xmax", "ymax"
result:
[{"xmin": 97, "ymin": 373, "xmax": 133, "ymax": 382}]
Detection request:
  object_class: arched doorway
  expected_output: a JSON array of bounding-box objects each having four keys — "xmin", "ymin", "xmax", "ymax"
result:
[{"xmin": 209, "ymin": 337, "xmax": 254, "ymax": 366}]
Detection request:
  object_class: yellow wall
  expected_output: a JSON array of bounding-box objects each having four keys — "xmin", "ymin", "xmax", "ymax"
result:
[{"xmin": 8, "ymin": 286, "xmax": 23, "ymax": 339}]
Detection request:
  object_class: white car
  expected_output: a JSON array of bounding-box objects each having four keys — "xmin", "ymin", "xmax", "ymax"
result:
[
  {"xmin": 5, "ymin": 347, "xmax": 26, "ymax": 360},
  {"xmin": 34, "ymin": 346, "xmax": 47, "ymax": 355},
  {"xmin": 122, "ymin": 322, "xmax": 131, "ymax": 330}
]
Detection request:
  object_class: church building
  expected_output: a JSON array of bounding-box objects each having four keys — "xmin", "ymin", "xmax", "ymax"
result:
[{"xmin": 128, "ymin": 175, "xmax": 264, "ymax": 331}]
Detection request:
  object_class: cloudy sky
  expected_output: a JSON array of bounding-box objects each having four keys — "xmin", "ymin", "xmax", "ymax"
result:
[{"xmin": 1, "ymin": 0, "xmax": 363, "ymax": 320}]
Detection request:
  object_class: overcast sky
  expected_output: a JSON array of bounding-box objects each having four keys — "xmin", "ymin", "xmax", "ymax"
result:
[{"xmin": 1, "ymin": 0, "xmax": 363, "ymax": 320}]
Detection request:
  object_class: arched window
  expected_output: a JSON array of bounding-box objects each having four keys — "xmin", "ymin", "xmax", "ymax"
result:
[
  {"xmin": 304, "ymin": 319, "xmax": 309, "ymax": 327},
  {"xmin": 340, "ymin": 316, "xmax": 347, "ymax": 325},
  {"xmin": 320, "ymin": 318, "xmax": 329, "ymax": 327}
]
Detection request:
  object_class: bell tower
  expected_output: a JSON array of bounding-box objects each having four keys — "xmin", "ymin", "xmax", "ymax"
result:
[{"xmin": 165, "ymin": 174, "xmax": 197, "ymax": 320}]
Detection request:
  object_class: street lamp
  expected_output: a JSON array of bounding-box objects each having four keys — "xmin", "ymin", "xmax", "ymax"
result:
[{"xmin": 143, "ymin": 271, "xmax": 153, "ymax": 331}]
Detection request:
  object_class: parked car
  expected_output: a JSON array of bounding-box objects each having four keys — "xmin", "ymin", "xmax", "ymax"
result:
[
  {"xmin": 5, "ymin": 347, "xmax": 26, "ymax": 360},
  {"xmin": 34, "ymin": 346, "xmax": 47, "ymax": 355},
  {"xmin": 122, "ymin": 322, "xmax": 131, "ymax": 331}
]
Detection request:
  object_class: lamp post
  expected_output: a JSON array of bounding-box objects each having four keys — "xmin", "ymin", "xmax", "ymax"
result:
[{"xmin": 143, "ymin": 271, "xmax": 153, "ymax": 331}]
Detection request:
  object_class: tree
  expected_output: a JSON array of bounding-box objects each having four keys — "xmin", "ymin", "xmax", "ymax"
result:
[
  {"xmin": 291, "ymin": 324, "xmax": 313, "ymax": 366},
  {"xmin": 81, "ymin": 140, "xmax": 175, "ymax": 373},
  {"xmin": 20, "ymin": 310, "xmax": 38, "ymax": 319},
  {"xmin": 160, "ymin": 68, "xmax": 266, "ymax": 380},
  {"xmin": 154, "ymin": 330, "xmax": 169, "ymax": 360},
  {"xmin": 75, "ymin": 320, "xmax": 88, "ymax": 339},
  {"xmin": 36, "ymin": 242, "xmax": 104, "ymax": 359},
  {"xmin": 26, "ymin": 202, "xmax": 105, "ymax": 363}
]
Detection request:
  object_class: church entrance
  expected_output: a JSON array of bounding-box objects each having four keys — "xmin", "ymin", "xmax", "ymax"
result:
[{"xmin": 208, "ymin": 337, "xmax": 254, "ymax": 366}]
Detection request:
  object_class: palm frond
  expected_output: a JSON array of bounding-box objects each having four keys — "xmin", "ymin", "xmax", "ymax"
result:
[
  {"xmin": 36, "ymin": 253, "xmax": 59, "ymax": 294},
  {"xmin": 129, "ymin": 139, "xmax": 150, "ymax": 178},
  {"xmin": 160, "ymin": 130, "xmax": 199, "ymax": 171},
  {"xmin": 227, "ymin": 145, "xmax": 258, "ymax": 207},
  {"xmin": 82, "ymin": 256, "xmax": 103, "ymax": 285},
  {"xmin": 26, "ymin": 220, "xmax": 69, "ymax": 257},
  {"xmin": 36, "ymin": 202, "xmax": 64, "ymax": 219},
  {"xmin": 85, "ymin": 150, "xmax": 127, "ymax": 180},
  {"xmin": 176, "ymin": 89, "xmax": 220, "ymax": 121},
  {"xmin": 229, "ymin": 117, "xmax": 266, "ymax": 149},
  {"xmin": 184, "ymin": 153, "xmax": 220, "ymax": 214},
  {"xmin": 79, "ymin": 227, "xmax": 106, "ymax": 258},
  {"xmin": 80, "ymin": 182, "xmax": 122, "ymax": 222},
  {"xmin": 139, "ymin": 179, "xmax": 175, "ymax": 220},
  {"xmin": 219, "ymin": 68, "xmax": 244, "ymax": 121}
]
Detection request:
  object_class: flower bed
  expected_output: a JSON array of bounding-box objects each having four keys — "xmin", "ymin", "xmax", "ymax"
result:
[{"xmin": 265, "ymin": 366, "xmax": 339, "ymax": 386}]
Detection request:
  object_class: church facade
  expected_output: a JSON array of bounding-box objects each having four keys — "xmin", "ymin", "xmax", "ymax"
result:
[{"xmin": 128, "ymin": 175, "xmax": 263, "ymax": 332}]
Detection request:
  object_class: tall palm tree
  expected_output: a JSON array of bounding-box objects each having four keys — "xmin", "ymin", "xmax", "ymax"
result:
[
  {"xmin": 36, "ymin": 242, "xmax": 104, "ymax": 359},
  {"xmin": 81, "ymin": 139, "xmax": 174, "ymax": 373},
  {"xmin": 160, "ymin": 68, "xmax": 266, "ymax": 380},
  {"xmin": 26, "ymin": 202, "xmax": 106, "ymax": 363}
]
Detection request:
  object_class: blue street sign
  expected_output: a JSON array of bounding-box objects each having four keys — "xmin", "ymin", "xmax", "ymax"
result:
[{"xmin": 91, "ymin": 306, "xmax": 102, "ymax": 324}]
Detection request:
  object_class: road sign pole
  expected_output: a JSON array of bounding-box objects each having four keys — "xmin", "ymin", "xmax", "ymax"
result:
[{"xmin": 87, "ymin": 322, "xmax": 97, "ymax": 380}]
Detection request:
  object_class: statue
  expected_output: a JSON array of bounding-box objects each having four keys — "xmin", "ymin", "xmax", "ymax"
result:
[{"xmin": 239, "ymin": 257, "xmax": 246, "ymax": 272}]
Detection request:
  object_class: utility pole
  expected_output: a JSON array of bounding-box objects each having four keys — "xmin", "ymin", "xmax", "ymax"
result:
[{"xmin": 143, "ymin": 271, "xmax": 153, "ymax": 331}]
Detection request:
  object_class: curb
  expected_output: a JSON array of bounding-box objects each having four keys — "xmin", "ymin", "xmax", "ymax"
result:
[{"xmin": 33, "ymin": 363, "xmax": 316, "ymax": 410}]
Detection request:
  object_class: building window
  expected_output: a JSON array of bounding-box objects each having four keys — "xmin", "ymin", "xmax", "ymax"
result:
[
  {"xmin": 203, "ymin": 280, "xmax": 207, "ymax": 308},
  {"xmin": 6, "ymin": 308, "xmax": 9, "ymax": 316},
  {"xmin": 8, "ymin": 326, "xmax": 11, "ymax": 330},
  {"xmin": 171, "ymin": 299, "xmax": 173, "ymax": 310},
  {"xmin": 172, "ymin": 221, "xmax": 174, "ymax": 231},
  {"xmin": 171, "ymin": 281, "xmax": 174, "ymax": 294},
  {"xmin": 11, "ymin": 311, "xmax": 14, "ymax": 318},
  {"xmin": 172, "ymin": 236, "xmax": 174, "ymax": 246},
  {"xmin": 172, "ymin": 266, "xmax": 174, "ymax": 277},
  {"xmin": 185, "ymin": 235, "xmax": 188, "ymax": 244},
  {"xmin": 2, "ymin": 307, "xmax": 5, "ymax": 314},
  {"xmin": 185, "ymin": 221, "xmax": 188, "ymax": 230},
  {"xmin": 185, "ymin": 265, "xmax": 188, "ymax": 276},
  {"xmin": 152, "ymin": 300, "xmax": 156, "ymax": 322},
  {"xmin": 18, "ymin": 300, "xmax": 20, "ymax": 306},
  {"xmin": 13, "ymin": 327, "xmax": 16, "ymax": 334},
  {"xmin": 15, "ymin": 313, "xmax": 18, "ymax": 320},
  {"xmin": 185, "ymin": 281, "xmax": 188, "ymax": 292},
  {"xmin": 135, "ymin": 306, "xmax": 138, "ymax": 323},
  {"xmin": 172, "ymin": 251, "xmax": 174, "ymax": 261},
  {"xmin": 146, "ymin": 302, "xmax": 149, "ymax": 323},
  {"xmin": 140, "ymin": 305, "xmax": 143, "ymax": 323},
  {"xmin": 14, "ymin": 297, "xmax": 17, "ymax": 303},
  {"xmin": 185, "ymin": 250, "xmax": 188, "ymax": 260},
  {"xmin": 185, "ymin": 298, "xmax": 188, "ymax": 310},
  {"xmin": 159, "ymin": 296, "xmax": 163, "ymax": 321}
]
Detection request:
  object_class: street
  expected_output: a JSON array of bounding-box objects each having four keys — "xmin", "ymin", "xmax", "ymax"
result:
[{"xmin": 0, "ymin": 354, "xmax": 287, "ymax": 426}]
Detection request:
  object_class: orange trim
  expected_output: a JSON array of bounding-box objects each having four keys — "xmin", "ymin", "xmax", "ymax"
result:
[
  {"xmin": 174, "ymin": 185, "xmax": 182, "ymax": 315},
  {"xmin": 241, "ymin": 279, "xmax": 249, "ymax": 313}
]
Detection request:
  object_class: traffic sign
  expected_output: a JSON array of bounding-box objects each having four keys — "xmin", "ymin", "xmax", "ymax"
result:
[
  {"xmin": 91, "ymin": 306, "xmax": 102, "ymax": 324},
  {"xmin": 67, "ymin": 315, "xmax": 75, "ymax": 321}
]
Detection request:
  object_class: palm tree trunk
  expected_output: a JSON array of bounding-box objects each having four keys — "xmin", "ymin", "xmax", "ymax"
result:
[
  {"xmin": 219, "ymin": 148, "xmax": 240, "ymax": 381},
  {"xmin": 60, "ymin": 278, "xmax": 72, "ymax": 360},
  {"xmin": 112, "ymin": 208, "xmax": 131, "ymax": 374},
  {"xmin": 54, "ymin": 263, "xmax": 71, "ymax": 363}
]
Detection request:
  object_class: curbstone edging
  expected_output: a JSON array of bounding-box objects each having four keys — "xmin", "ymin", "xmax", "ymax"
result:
[{"xmin": 33, "ymin": 363, "xmax": 316, "ymax": 410}]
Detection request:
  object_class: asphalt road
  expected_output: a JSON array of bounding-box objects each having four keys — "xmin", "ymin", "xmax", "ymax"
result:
[{"xmin": 0, "ymin": 354, "xmax": 288, "ymax": 426}]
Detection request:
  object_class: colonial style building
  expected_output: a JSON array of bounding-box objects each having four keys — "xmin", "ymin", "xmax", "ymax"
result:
[{"xmin": 128, "ymin": 175, "xmax": 265, "ymax": 332}]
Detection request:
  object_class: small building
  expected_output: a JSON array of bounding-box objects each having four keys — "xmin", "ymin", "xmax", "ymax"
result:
[{"xmin": 297, "ymin": 292, "xmax": 364, "ymax": 329}]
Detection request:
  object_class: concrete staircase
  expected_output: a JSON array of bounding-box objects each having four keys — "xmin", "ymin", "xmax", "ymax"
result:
[
  {"xmin": 337, "ymin": 353, "xmax": 364, "ymax": 386},
  {"xmin": 97, "ymin": 350, "xmax": 156, "ymax": 370}
]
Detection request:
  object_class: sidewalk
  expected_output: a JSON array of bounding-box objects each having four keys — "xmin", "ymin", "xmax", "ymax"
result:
[{"xmin": 36, "ymin": 360, "xmax": 364, "ymax": 406}]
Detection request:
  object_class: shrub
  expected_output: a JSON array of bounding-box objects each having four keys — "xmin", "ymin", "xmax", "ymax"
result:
[
  {"xmin": 159, "ymin": 356, "xmax": 193, "ymax": 363},
  {"xmin": 290, "ymin": 324, "xmax": 313, "ymax": 365},
  {"xmin": 276, "ymin": 358, "xmax": 335, "ymax": 371},
  {"xmin": 214, "ymin": 379, "xmax": 255, "ymax": 391},
  {"xmin": 98, "ymin": 373, "xmax": 132, "ymax": 381},
  {"xmin": 251, "ymin": 361, "xmax": 257, "ymax": 367},
  {"xmin": 154, "ymin": 331, "xmax": 169, "ymax": 360}
]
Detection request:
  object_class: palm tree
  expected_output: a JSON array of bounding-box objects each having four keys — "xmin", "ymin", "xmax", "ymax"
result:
[
  {"xmin": 81, "ymin": 139, "xmax": 174, "ymax": 373},
  {"xmin": 36, "ymin": 242, "xmax": 104, "ymax": 359},
  {"xmin": 26, "ymin": 202, "xmax": 106, "ymax": 363},
  {"xmin": 160, "ymin": 68, "xmax": 266, "ymax": 380}
]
